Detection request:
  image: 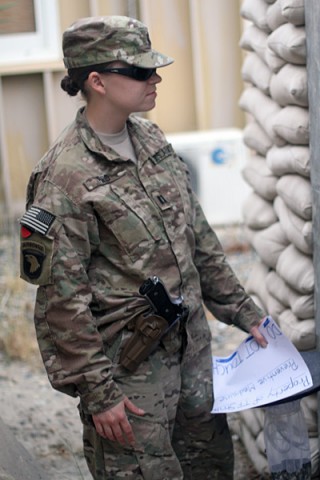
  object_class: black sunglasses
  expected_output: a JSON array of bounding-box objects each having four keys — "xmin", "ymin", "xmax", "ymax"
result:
[{"xmin": 99, "ymin": 66, "xmax": 156, "ymax": 81}]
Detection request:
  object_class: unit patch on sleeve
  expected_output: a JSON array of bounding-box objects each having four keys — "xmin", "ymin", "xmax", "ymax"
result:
[
  {"xmin": 20, "ymin": 206, "xmax": 55, "ymax": 285},
  {"xmin": 20, "ymin": 234, "xmax": 54, "ymax": 285},
  {"xmin": 22, "ymin": 241, "xmax": 46, "ymax": 279}
]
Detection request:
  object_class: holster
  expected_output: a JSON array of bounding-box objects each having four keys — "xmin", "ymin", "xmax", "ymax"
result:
[{"xmin": 119, "ymin": 314, "xmax": 169, "ymax": 372}]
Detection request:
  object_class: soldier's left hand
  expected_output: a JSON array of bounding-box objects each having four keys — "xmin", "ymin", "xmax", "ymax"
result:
[
  {"xmin": 92, "ymin": 396, "xmax": 144, "ymax": 446},
  {"xmin": 250, "ymin": 318, "xmax": 268, "ymax": 348}
]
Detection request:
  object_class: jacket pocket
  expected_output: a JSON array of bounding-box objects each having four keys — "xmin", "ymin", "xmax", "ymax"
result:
[{"xmin": 92, "ymin": 171, "xmax": 163, "ymax": 262}]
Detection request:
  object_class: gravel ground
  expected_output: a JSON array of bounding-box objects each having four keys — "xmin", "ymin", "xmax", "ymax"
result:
[{"xmin": 0, "ymin": 225, "xmax": 267, "ymax": 479}]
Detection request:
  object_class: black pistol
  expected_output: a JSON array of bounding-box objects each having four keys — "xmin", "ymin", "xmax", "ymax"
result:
[
  {"xmin": 139, "ymin": 276, "xmax": 188, "ymax": 328},
  {"xmin": 119, "ymin": 276, "xmax": 189, "ymax": 372}
]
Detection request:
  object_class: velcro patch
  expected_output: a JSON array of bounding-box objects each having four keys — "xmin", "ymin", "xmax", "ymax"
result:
[
  {"xmin": 21, "ymin": 225, "xmax": 33, "ymax": 239},
  {"xmin": 20, "ymin": 234, "xmax": 54, "ymax": 285},
  {"xmin": 22, "ymin": 242, "xmax": 46, "ymax": 280},
  {"xmin": 20, "ymin": 206, "xmax": 55, "ymax": 235}
]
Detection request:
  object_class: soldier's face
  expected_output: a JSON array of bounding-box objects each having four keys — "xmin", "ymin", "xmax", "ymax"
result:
[{"xmin": 99, "ymin": 62, "xmax": 162, "ymax": 116}]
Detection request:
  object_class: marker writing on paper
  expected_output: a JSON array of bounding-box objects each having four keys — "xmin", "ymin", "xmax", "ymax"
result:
[
  {"xmin": 257, "ymin": 358, "xmax": 299, "ymax": 385},
  {"xmin": 243, "ymin": 335, "xmax": 260, "ymax": 360},
  {"xmin": 216, "ymin": 383, "xmax": 256, "ymax": 403},
  {"xmin": 268, "ymin": 374, "xmax": 312, "ymax": 398},
  {"xmin": 213, "ymin": 350, "xmax": 243, "ymax": 376},
  {"xmin": 262, "ymin": 317, "xmax": 282, "ymax": 341}
]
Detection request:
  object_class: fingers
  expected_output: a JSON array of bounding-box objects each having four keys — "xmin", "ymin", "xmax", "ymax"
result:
[
  {"xmin": 108, "ymin": 418, "xmax": 131, "ymax": 446},
  {"xmin": 124, "ymin": 397, "xmax": 145, "ymax": 416},
  {"xmin": 92, "ymin": 398, "xmax": 144, "ymax": 446},
  {"xmin": 118, "ymin": 416, "xmax": 136, "ymax": 445},
  {"xmin": 250, "ymin": 324, "xmax": 268, "ymax": 348},
  {"xmin": 95, "ymin": 422, "xmax": 114, "ymax": 442},
  {"xmin": 93, "ymin": 409, "xmax": 130, "ymax": 445}
]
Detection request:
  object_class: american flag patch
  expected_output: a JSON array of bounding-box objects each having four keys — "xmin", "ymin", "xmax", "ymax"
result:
[{"xmin": 20, "ymin": 206, "xmax": 55, "ymax": 235}]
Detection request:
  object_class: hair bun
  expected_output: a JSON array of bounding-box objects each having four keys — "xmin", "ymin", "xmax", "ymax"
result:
[{"xmin": 60, "ymin": 75, "xmax": 80, "ymax": 96}]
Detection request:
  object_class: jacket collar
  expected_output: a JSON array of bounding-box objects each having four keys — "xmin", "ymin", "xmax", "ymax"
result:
[{"xmin": 75, "ymin": 107, "xmax": 169, "ymax": 166}]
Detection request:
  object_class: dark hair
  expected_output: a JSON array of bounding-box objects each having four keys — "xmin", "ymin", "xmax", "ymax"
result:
[
  {"xmin": 60, "ymin": 63, "xmax": 112, "ymax": 97},
  {"xmin": 60, "ymin": 74, "xmax": 80, "ymax": 96}
]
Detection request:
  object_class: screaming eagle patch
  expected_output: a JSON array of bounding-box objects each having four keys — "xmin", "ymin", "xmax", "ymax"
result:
[
  {"xmin": 20, "ymin": 207, "xmax": 55, "ymax": 285},
  {"xmin": 20, "ymin": 235, "xmax": 54, "ymax": 285},
  {"xmin": 22, "ymin": 241, "xmax": 46, "ymax": 280}
]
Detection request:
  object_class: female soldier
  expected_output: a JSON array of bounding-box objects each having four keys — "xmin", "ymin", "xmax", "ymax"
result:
[{"xmin": 20, "ymin": 15, "xmax": 266, "ymax": 480}]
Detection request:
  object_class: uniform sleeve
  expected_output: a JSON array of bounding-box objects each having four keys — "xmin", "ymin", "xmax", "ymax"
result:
[
  {"xmin": 191, "ymin": 196, "xmax": 264, "ymax": 332},
  {"xmin": 20, "ymin": 182, "xmax": 124, "ymax": 415}
]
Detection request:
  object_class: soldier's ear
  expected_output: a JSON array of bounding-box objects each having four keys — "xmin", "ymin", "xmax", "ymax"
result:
[{"xmin": 87, "ymin": 72, "xmax": 106, "ymax": 94}]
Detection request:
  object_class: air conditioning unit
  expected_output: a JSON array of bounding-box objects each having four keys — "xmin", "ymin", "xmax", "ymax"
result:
[{"xmin": 166, "ymin": 128, "xmax": 251, "ymax": 225}]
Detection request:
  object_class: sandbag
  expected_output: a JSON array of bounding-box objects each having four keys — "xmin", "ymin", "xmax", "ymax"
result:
[
  {"xmin": 301, "ymin": 395, "xmax": 318, "ymax": 437},
  {"xmin": 238, "ymin": 421, "xmax": 270, "ymax": 474},
  {"xmin": 242, "ymin": 52, "xmax": 271, "ymax": 95},
  {"xmin": 243, "ymin": 192, "xmax": 278, "ymax": 230},
  {"xmin": 239, "ymin": 409, "xmax": 263, "ymax": 437},
  {"xmin": 278, "ymin": 309, "xmax": 315, "ymax": 350},
  {"xmin": 280, "ymin": 0, "xmax": 305, "ymax": 26},
  {"xmin": 242, "ymin": 155, "xmax": 278, "ymax": 201},
  {"xmin": 267, "ymin": 23, "xmax": 306, "ymax": 64},
  {"xmin": 276, "ymin": 174, "xmax": 312, "ymax": 220},
  {"xmin": 243, "ymin": 121, "xmax": 273, "ymax": 156},
  {"xmin": 267, "ymin": 294, "xmax": 286, "ymax": 322},
  {"xmin": 270, "ymin": 63, "xmax": 308, "ymax": 107},
  {"xmin": 239, "ymin": 24, "xmax": 268, "ymax": 63},
  {"xmin": 266, "ymin": 270, "xmax": 314, "ymax": 319},
  {"xmin": 265, "ymin": 45, "xmax": 286, "ymax": 73},
  {"xmin": 274, "ymin": 195, "xmax": 313, "ymax": 254},
  {"xmin": 272, "ymin": 105, "xmax": 309, "ymax": 145},
  {"xmin": 276, "ymin": 244, "xmax": 314, "ymax": 294},
  {"xmin": 251, "ymin": 222, "xmax": 289, "ymax": 269},
  {"xmin": 241, "ymin": 0, "xmax": 271, "ymax": 32},
  {"xmin": 239, "ymin": 86, "xmax": 285, "ymax": 145},
  {"xmin": 267, "ymin": 0, "xmax": 287, "ymax": 31},
  {"xmin": 266, "ymin": 145, "xmax": 310, "ymax": 178},
  {"xmin": 245, "ymin": 261, "xmax": 270, "ymax": 312}
]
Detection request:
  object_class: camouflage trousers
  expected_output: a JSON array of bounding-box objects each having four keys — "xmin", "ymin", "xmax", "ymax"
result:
[{"xmin": 80, "ymin": 343, "xmax": 234, "ymax": 480}]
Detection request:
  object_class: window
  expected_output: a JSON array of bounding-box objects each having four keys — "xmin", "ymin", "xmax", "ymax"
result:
[{"xmin": 0, "ymin": 0, "xmax": 60, "ymax": 66}]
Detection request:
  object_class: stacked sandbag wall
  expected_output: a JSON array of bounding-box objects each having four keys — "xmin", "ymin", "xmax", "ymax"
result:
[{"xmin": 236, "ymin": 0, "xmax": 319, "ymax": 476}]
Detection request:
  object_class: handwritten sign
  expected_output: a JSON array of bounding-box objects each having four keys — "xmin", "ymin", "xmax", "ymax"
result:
[{"xmin": 212, "ymin": 316, "xmax": 313, "ymax": 413}]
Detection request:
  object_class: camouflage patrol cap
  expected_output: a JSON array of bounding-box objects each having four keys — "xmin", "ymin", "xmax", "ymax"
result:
[{"xmin": 63, "ymin": 16, "xmax": 174, "ymax": 69}]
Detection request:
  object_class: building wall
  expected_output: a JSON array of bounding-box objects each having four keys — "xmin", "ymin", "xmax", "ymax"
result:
[{"xmin": 0, "ymin": 0, "xmax": 244, "ymax": 215}]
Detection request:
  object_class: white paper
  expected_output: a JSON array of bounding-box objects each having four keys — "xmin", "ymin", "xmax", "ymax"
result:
[{"xmin": 212, "ymin": 316, "xmax": 313, "ymax": 413}]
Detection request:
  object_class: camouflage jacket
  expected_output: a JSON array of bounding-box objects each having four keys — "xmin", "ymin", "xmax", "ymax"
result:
[{"xmin": 20, "ymin": 108, "xmax": 263, "ymax": 414}]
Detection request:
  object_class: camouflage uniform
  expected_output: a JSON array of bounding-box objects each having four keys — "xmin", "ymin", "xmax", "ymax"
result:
[
  {"xmin": 20, "ymin": 15, "xmax": 263, "ymax": 480},
  {"xmin": 20, "ymin": 109, "xmax": 262, "ymax": 479}
]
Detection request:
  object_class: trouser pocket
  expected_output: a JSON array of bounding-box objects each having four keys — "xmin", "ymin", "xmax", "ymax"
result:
[{"xmin": 81, "ymin": 415, "xmax": 183, "ymax": 480}]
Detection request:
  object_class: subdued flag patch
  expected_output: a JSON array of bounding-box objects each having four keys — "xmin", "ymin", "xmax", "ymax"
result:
[{"xmin": 20, "ymin": 206, "xmax": 55, "ymax": 235}]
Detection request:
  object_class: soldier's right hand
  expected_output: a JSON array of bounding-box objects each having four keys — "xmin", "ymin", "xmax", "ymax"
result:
[{"xmin": 92, "ymin": 397, "xmax": 145, "ymax": 446}]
